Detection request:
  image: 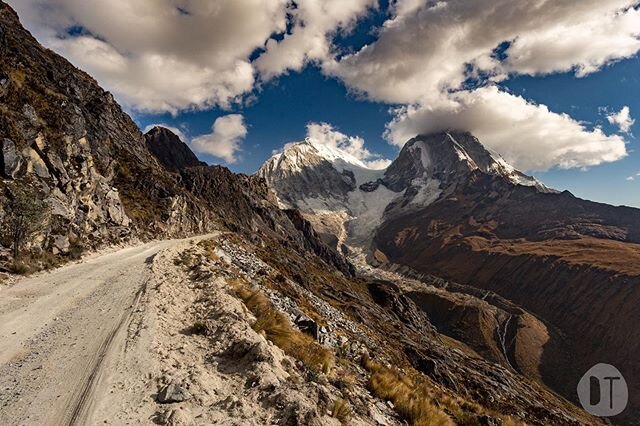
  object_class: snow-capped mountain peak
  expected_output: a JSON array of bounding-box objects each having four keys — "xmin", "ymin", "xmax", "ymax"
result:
[
  {"xmin": 384, "ymin": 132, "xmax": 551, "ymax": 192},
  {"xmin": 261, "ymin": 138, "xmax": 376, "ymax": 178},
  {"xmin": 258, "ymin": 131, "xmax": 553, "ymax": 254},
  {"xmin": 302, "ymin": 138, "xmax": 371, "ymax": 170}
]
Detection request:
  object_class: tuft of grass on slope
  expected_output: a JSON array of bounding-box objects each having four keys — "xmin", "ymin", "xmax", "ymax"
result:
[
  {"xmin": 361, "ymin": 354, "xmax": 525, "ymax": 426},
  {"xmin": 9, "ymin": 69, "xmax": 26, "ymax": 88},
  {"xmin": 331, "ymin": 398, "xmax": 353, "ymax": 424},
  {"xmin": 233, "ymin": 280, "xmax": 334, "ymax": 375},
  {"xmin": 362, "ymin": 354, "xmax": 454, "ymax": 426},
  {"xmin": 198, "ymin": 239, "xmax": 220, "ymax": 261}
]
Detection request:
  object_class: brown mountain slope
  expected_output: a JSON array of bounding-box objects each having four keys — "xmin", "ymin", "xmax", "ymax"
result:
[
  {"xmin": 375, "ymin": 169, "xmax": 640, "ymax": 422},
  {"xmin": 223, "ymin": 231, "xmax": 602, "ymax": 425},
  {"xmin": 259, "ymin": 129, "xmax": 640, "ymax": 422}
]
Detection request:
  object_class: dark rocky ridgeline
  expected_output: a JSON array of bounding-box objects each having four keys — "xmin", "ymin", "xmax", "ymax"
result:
[
  {"xmin": 143, "ymin": 126, "xmax": 354, "ymax": 277},
  {"xmin": 144, "ymin": 133, "xmax": 354, "ymax": 278},
  {"xmin": 144, "ymin": 126, "xmax": 204, "ymax": 170}
]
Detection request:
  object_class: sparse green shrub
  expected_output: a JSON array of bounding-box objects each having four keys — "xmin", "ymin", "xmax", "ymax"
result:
[
  {"xmin": 7, "ymin": 251, "xmax": 63, "ymax": 275},
  {"xmin": 38, "ymin": 250, "xmax": 62, "ymax": 270},
  {"xmin": 10, "ymin": 260, "xmax": 32, "ymax": 275},
  {"xmin": 67, "ymin": 240, "xmax": 85, "ymax": 260},
  {"xmin": 1, "ymin": 184, "xmax": 50, "ymax": 262}
]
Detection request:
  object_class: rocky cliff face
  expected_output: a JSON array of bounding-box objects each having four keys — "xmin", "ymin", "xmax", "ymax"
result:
[
  {"xmin": 0, "ymin": 1, "xmax": 216, "ymax": 258},
  {"xmin": 144, "ymin": 127, "xmax": 204, "ymax": 170}
]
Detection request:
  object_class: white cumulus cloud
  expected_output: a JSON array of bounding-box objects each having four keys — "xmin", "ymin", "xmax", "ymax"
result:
[
  {"xmin": 325, "ymin": 0, "xmax": 639, "ymax": 170},
  {"xmin": 327, "ymin": 0, "xmax": 640, "ymax": 104},
  {"xmin": 384, "ymin": 87, "xmax": 628, "ymax": 171},
  {"xmin": 304, "ymin": 122, "xmax": 391, "ymax": 169},
  {"xmin": 190, "ymin": 114, "xmax": 247, "ymax": 164},
  {"xmin": 255, "ymin": 0, "xmax": 377, "ymax": 79},
  {"xmin": 607, "ymin": 106, "xmax": 636, "ymax": 133},
  {"xmin": 8, "ymin": 0, "xmax": 289, "ymax": 113},
  {"xmin": 8, "ymin": 0, "xmax": 378, "ymax": 113}
]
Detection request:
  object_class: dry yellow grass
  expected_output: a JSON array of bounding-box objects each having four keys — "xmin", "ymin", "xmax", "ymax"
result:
[
  {"xmin": 331, "ymin": 398, "xmax": 353, "ymax": 424},
  {"xmin": 331, "ymin": 367, "xmax": 358, "ymax": 391},
  {"xmin": 233, "ymin": 281, "xmax": 334, "ymax": 375},
  {"xmin": 198, "ymin": 239, "xmax": 220, "ymax": 261},
  {"xmin": 362, "ymin": 354, "xmax": 455, "ymax": 426},
  {"xmin": 9, "ymin": 69, "xmax": 26, "ymax": 88},
  {"xmin": 362, "ymin": 354, "xmax": 527, "ymax": 426},
  {"xmin": 499, "ymin": 416, "xmax": 523, "ymax": 426}
]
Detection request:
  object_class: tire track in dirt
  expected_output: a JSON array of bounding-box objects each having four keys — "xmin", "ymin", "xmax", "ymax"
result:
[
  {"xmin": 0, "ymin": 236, "xmax": 214, "ymax": 426},
  {"xmin": 65, "ymin": 279, "xmax": 149, "ymax": 426}
]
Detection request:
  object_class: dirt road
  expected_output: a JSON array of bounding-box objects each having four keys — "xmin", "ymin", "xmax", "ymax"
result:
[{"xmin": 0, "ymin": 236, "xmax": 211, "ymax": 426}]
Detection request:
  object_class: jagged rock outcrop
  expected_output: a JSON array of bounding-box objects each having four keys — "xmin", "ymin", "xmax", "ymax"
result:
[
  {"xmin": 144, "ymin": 126, "xmax": 204, "ymax": 170},
  {"xmin": 1, "ymin": 138, "xmax": 20, "ymax": 178}
]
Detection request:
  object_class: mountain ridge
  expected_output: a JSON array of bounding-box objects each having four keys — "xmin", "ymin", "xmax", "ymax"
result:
[
  {"xmin": 260, "ymin": 128, "xmax": 640, "ymax": 423},
  {"xmin": 258, "ymin": 130, "xmax": 554, "ymax": 252},
  {"xmin": 144, "ymin": 126, "xmax": 205, "ymax": 170}
]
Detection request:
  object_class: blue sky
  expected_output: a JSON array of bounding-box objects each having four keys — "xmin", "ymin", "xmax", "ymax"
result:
[
  {"xmin": 9, "ymin": 0, "xmax": 640, "ymax": 207},
  {"xmin": 504, "ymin": 58, "xmax": 639, "ymax": 207},
  {"xmin": 134, "ymin": 67, "xmax": 396, "ymax": 174},
  {"xmin": 136, "ymin": 51, "xmax": 640, "ymax": 208}
]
